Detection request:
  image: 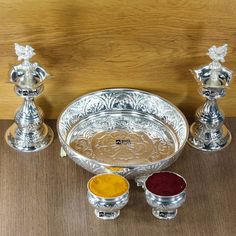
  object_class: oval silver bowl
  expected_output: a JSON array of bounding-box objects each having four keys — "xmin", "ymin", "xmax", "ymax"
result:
[{"xmin": 57, "ymin": 88, "xmax": 189, "ymax": 179}]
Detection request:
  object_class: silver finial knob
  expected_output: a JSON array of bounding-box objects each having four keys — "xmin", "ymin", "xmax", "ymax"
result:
[
  {"xmin": 15, "ymin": 43, "xmax": 36, "ymax": 62},
  {"xmin": 207, "ymin": 44, "xmax": 228, "ymax": 63}
]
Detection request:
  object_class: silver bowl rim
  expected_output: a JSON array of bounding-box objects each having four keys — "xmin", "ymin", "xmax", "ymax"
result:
[{"xmin": 57, "ymin": 87, "xmax": 189, "ymax": 168}]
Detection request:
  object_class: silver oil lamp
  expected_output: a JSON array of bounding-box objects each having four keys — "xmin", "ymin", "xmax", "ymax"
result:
[
  {"xmin": 188, "ymin": 44, "xmax": 233, "ymax": 151},
  {"xmin": 5, "ymin": 43, "xmax": 54, "ymax": 152}
]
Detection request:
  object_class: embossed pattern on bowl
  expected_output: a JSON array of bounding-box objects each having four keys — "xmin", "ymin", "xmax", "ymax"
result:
[{"xmin": 57, "ymin": 89, "xmax": 189, "ymax": 178}]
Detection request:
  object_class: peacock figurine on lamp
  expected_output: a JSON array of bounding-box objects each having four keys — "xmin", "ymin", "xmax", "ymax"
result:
[
  {"xmin": 5, "ymin": 43, "xmax": 54, "ymax": 152},
  {"xmin": 188, "ymin": 44, "xmax": 233, "ymax": 151}
]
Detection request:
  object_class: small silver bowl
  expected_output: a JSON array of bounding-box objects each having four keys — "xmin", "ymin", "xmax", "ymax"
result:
[
  {"xmin": 87, "ymin": 174, "xmax": 129, "ymax": 220},
  {"xmin": 144, "ymin": 171, "xmax": 187, "ymax": 220}
]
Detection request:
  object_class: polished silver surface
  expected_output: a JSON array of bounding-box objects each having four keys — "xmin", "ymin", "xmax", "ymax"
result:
[
  {"xmin": 188, "ymin": 44, "xmax": 233, "ymax": 151},
  {"xmin": 144, "ymin": 171, "xmax": 187, "ymax": 220},
  {"xmin": 57, "ymin": 88, "xmax": 188, "ymax": 179},
  {"xmin": 5, "ymin": 43, "xmax": 54, "ymax": 152},
  {"xmin": 87, "ymin": 175, "xmax": 129, "ymax": 220}
]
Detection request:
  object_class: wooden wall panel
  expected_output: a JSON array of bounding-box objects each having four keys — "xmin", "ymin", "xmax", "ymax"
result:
[{"xmin": 0, "ymin": 0, "xmax": 236, "ymax": 119}]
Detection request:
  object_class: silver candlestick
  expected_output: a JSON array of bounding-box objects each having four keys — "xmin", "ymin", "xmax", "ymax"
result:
[
  {"xmin": 5, "ymin": 43, "xmax": 54, "ymax": 152},
  {"xmin": 188, "ymin": 44, "xmax": 233, "ymax": 151}
]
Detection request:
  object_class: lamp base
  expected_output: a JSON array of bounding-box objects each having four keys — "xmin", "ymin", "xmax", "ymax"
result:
[
  {"xmin": 5, "ymin": 123, "xmax": 54, "ymax": 152},
  {"xmin": 188, "ymin": 122, "xmax": 231, "ymax": 151}
]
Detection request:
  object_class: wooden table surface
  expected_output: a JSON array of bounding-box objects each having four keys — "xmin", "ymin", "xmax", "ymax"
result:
[
  {"xmin": 0, "ymin": 119, "xmax": 235, "ymax": 236},
  {"xmin": 2, "ymin": 0, "xmax": 236, "ymax": 119}
]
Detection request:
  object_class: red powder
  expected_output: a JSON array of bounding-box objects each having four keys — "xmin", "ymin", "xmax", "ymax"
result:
[{"xmin": 145, "ymin": 172, "xmax": 186, "ymax": 196}]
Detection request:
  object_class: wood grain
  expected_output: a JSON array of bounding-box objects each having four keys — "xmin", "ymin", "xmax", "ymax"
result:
[
  {"xmin": 0, "ymin": 119, "xmax": 235, "ymax": 236},
  {"xmin": 1, "ymin": 0, "xmax": 236, "ymax": 119}
]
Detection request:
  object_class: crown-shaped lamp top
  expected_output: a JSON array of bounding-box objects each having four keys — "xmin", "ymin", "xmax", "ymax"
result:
[
  {"xmin": 15, "ymin": 43, "xmax": 36, "ymax": 62},
  {"xmin": 10, "ymin": 43, "xmax": 49, "ymax": 90},
  {"xmin": 192, "ymin": 44, "xmax": 233, "ymax": 88}
]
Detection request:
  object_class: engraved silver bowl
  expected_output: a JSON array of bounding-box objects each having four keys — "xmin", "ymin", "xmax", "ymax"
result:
[{"xmin": 57, "ymin": 88, "xmax": 189, "ymax": 180}]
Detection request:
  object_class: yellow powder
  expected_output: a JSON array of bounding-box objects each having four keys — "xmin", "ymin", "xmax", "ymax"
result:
[
  {"xmin": 88, "ymin": 173, "xmax": 129, "ymax": 198},
  {"xmin": 106, "ymin": 167, "xmax": 125, "ymax": 172}
]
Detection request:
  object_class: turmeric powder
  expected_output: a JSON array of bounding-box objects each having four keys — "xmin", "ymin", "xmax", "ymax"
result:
[{"xmin": 88, "ymin": 173, "xmax": 129, "ymax": 198}]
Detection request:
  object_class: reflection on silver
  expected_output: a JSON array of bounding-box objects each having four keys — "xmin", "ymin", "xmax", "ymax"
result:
[
  {"xmin": 188, "ymin": 44, "xmax": 233, "ymax": 151},
  {"xmin": 144, "ymin": 172, "xmax": 187, "ymax": 220},
  {"xmin": 57, "ymin": 89, "xmax": 188, "ymax": 179},
  {"xmin": 5, "ymin": 43, "xmax": 54, "ymax": 152},
  {"xmin": 87, "ymin": 192, "xmax": 129, "ymax": 220}
]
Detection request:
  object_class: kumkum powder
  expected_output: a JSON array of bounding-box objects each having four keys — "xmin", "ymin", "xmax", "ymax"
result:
[
  {"xmin": 145, "ymin": 171, "xmax": 186, "ymax": 196},
  {"xmin": 88, "ymin": 173, "xmax": 129, "ymax": 198}
]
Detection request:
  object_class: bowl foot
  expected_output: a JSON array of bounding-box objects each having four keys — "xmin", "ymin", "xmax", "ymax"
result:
[
  {"xmin": 94, "ymin": 209, "xmax": 120, "ymax": 220},
  {"xmin": 135, "ymin": 175, "xmax": 148, "ymax": 188},
  {"xmin": 152, "ymin": 208, "xmax": 177, "ymax": 220}
]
